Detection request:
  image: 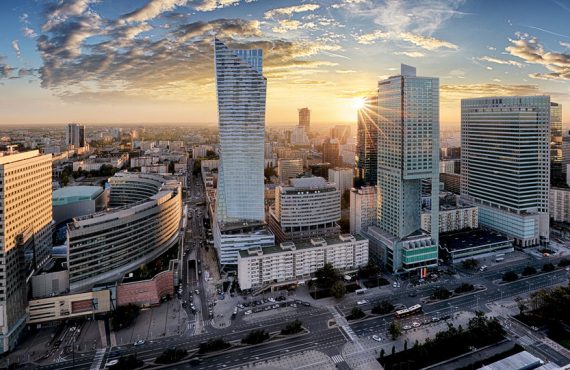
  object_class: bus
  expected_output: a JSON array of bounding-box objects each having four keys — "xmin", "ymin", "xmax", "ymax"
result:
[
  {"xmin": 355, "ymin": 288, "xmax": 368, "ymax": 295},
  {"xmin": 395, "ymin": 304, "xmax": 422, "ymax": 319}
]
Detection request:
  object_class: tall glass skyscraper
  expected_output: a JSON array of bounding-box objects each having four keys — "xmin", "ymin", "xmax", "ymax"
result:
[
  {"xmin": 356, "ymin": 96, "xmax": 378, "ymax": 185},
  {"xmin": 550, "ymin": 102, "xmax": 563, "ymax": 179},
  {"xmin": 367, "ymin": 65, "xmax": 439, "ymax": 274},
  {"xmin": 214, "ymin": 38, "xmax": 266, "ymax": 224},
  {"xmin": 461, "ymin": 96, "xmax": 550, "ymax": 247}
]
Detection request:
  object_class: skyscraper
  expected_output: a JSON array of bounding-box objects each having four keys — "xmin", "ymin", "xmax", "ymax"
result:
[
  {"xmin": 322, "ymin": 138, "xmax": 340, "ymax": 167},
  {"xmin": 356, "ymin": 96, "xmax": 378, "ymax": 185},
  {"xmin": 214, "ymin": 38, "xmax": 266, "ymax": 224},
  {"xmin": 0, "ymin": 149, "xmax": 52, "ymax": 352},
  {"xmin": 551, "ymin": 102, "xmax": 563, "ymax": 179},
  {"xmin": 298, "ymin": 107, "xmax": 310, "ymax": 132},
  {"xmin": 213, "ymin": 39, "xmax": 275, "ymax": 266},
  {"xmin": 66, "ymin": 123, "xmax": 85, "ymax": 148},
  {"xmin": 367, "ymin": 64, "xmax": 439, "ymax": 273},
  {"xmin": 461, "ymin": 96, "xmax": 550, "ymax": 247}
]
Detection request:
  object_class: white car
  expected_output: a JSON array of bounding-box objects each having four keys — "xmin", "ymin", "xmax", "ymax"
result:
[
  {"xmin": 134, "ymin": 339, "xmax": 145, "ymax": 346},
  {"xmin": 357, "ymin": 300, "xmax": 368, "ymax": 305},
  {"xmin": 412, "ymin": 322, "xmax": 421, "ymax": 328},
  {"xmin": 244, "ymin": 310, "xmax": 252, "ymax": 315},
  {"xmin": 268, "ymin": 298, "xmax": 276, "ymax": 303},
  {"xmin": 372, "ymin": 335, "xmax": 382, "ymax": 342},
  {"xmin": 403, "ymin": 325, "xmax": 412, "ymax": 330}
]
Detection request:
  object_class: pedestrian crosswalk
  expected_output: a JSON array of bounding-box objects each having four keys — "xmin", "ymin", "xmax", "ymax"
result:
[
  {"xmin": 331, "ymin": 354, "xmax": 345, "ymax": 364},
  {"xmin": 90, "ymin": 348, "xmax": 106, "ymax": 370}
]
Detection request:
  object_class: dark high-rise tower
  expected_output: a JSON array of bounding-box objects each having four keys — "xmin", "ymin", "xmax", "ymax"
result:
[{"xmin": 356, "ymin": 96, "xmax": 378, "ymax": 185}]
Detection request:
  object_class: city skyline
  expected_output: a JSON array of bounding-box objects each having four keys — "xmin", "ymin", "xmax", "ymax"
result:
[{"xmin": 0, "ymin": 0, "xmax": 569, "ymax": 127}]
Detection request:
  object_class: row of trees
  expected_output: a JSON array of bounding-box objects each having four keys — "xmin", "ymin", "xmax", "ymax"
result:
[
  {"xmin": 380, "ymin": 313, "xmax": 505, "ymax": 370},
  {"xmin": 503, "ymin": 263, "xmax": 556, "ymax": 282}
]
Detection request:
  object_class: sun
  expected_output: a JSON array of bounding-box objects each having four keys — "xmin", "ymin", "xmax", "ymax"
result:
[{"xmin": 352, "ymin": 97, "xmax": 366, "ymax": 111}]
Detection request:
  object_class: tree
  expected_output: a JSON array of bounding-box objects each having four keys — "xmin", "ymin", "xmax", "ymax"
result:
[
  {"xmin": 380, "ymin": 348, "xmax": 385, "ymax": 360},
  {"xmin": 111, "ymin": 304, "xmax": 140, "ymax": 331},
  {"xmin": 358, "ymin": 261, "xmax": 380, "ymax": 279},
  {"xmin": 168, "ymin": 161, "xmax": 175, "ymax": 173},
  {"xmin": 502, "ymin": 271, "xmax": 518, "ymax": 282},
  {"xmin": 391, "ymin": 345, "xmax": 396, "ymax": 355},
  {"xmin": 348, "ymin": 307, "xmax": 365, "ymax": 320},
  {"xmin": 388, "ymin": 321, "xmax": 402, "ymax": 340},
  {"xmin": 431, "ymin": 287, "xmax": 452, "ymax": 300},
  {"xmin": 522, "ymin": 266, "xmax": 537, "ymax": 277},
  {"xmin": 454, "ymin": 283, "xmax": 475, "ymax": 294},
  {"xmin": 371, "ymin": 300, "xmax": 394, "ymax": 315},
  {"xmin": 462, "ymin": 258, "xmax": 480, "ymax": 270},
  {"xmin": 404, "ymin": 339, "xmax": 408, "ymax": 351},
  {"xmin": 281, "ymin": 319, "xmax": 303, "ymax": 335},
  {"xmin": 156, "ymin": 348, "xmax": 188, "ymax": 364},
  {"xmin": 198, "ymin": 338, "xmax": 230, "ymax": 354},
  {"xmin": 330, "ymin": 280, "xmax": 347, "ymax": 299},
  {"xmin": 514, "ymin": 296, "xmax": 528, "ymax": 315},
  {"xmin": 264, "ymin": 165, "xmax": 275, "ymax": 180},
  {"xmin": 315, "ymin": 263, "xmax": 341, "ymax": 289},
  {"xmin": 242, "ymin": 330, "xmax": 269, "ymax": 345},
  {"xmin": 559, "ymin": 259, "xmax": 570, "ymax": 267},
  {"xmin": 542, "ymin": 263, "xmax": 555, "ymax": 272},
  {"xmin": 109, "ymin": 355, "xmax": 143, "ymax": 370}
]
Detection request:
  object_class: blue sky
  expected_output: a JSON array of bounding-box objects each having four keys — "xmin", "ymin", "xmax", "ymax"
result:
[{"xmin": 0, "ymin": 0, "xmax": 569, "ymax": 127}]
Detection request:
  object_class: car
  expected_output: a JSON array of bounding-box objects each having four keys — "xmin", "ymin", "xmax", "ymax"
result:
[
  {"xmin": 272, "ymin": 304, "xmax": 280, "ymax": 309},
  {"xmin": 264, "ymin": 306, "xmax": 271, "ymax": 311},
  {"xmin": 431, "ymin": 317, "xmax": 440, "ymax": 322},
  {"xmin": 412, "ymin": 322, "xmax": 421, "ymax": 328},
  {"xmin": 253, "ymin": 308, "xmax": 262, "ymax": 313},
  {"xmin": 302, "ymin": 302, "xmax": 311, "ymax": 307},
  {"xmin": 268, "ymin": 298, "xmax": 276, "ymax": 303},
  {"xmin": 295, "ymin": 300, "xmax": 302, "ymax": 305},
  {"xmin": 423, "ymin": 319, "xmax": 431, "ymax": 325},
  {"xmin": 372, "ymin": 335, "xmax": 382, "ymax": 342},
  {"xmin": 531, "ymin": 326, "xmax": 539, "ymax": 331},
  {"xmin": 244, "ymin": 310, "xmax": 253, "ymax": 315},
  {"xmin": 134, "ymin": 340, "xmax": 145, "ymax": 346},
  {"xmin": 195, "ymin": 289, "xmax": 199, "ymax": 295},
  {"xmin": 357, "ymin": 300, "xmax": 368, "ymax": 305},
  {"xmin": 403, "ymin": 325, "xmax": 412, "ymax": 330},
  {"xmin": 105, "ymin": 359, "xmax": 119, "ymax": 367},
  {"xmin": 237, "ymin": 304, "xmax": 245, "ymax": 309},
  {"xmin": 290, "ymin": 303, "xmax": 297, "ymax": 308}
]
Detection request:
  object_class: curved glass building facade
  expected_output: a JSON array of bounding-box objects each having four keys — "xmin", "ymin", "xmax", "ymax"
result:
[{"xmin": 67, "ymin": 173, "xmax": 182, "ymax": 292}]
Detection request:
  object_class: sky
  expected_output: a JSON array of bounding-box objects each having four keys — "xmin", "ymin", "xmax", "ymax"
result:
[{"xmin": 1, "ymin": 0, "xmax": 570, "ymax": 129}]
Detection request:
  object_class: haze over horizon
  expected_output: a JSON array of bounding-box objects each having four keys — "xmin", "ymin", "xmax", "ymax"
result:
[{"xmin": 1, "ymin": 0, "xmax": 570, "ymax": 129}]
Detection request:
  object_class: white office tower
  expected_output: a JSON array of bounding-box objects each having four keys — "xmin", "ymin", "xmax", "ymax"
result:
[
  {"xmin": 213, "ymin": 38, "xmax": 274, "ymax": 266},
  {"xmin": 350, "ymin": 186, "xmax": 377, "ymax": 235},
  {"xmin": 0, "ymin": 149, "xmax": 53, "ymax": 352},
  {"xmin": 461, "ymin": 96, "xmax": 550, "ymax": 247},
  {"xmin": 215, "ymin": 38, "xmax": 266, "ymax": 224},
  {"xmin": 366, "ymin": 64, "xmax": 439, "ymax": 274},
  {"xmin": 278, "ymin": 158, "xmax": 303, "ymax": 183},
  {"xmin": 66, "ymin": 123, "xmax": 85, "ymax": 148}
]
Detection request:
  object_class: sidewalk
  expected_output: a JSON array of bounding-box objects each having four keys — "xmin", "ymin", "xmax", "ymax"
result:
[{"xmin": 111, "ymin": 298, "xmax": 188, "ymax": 345}]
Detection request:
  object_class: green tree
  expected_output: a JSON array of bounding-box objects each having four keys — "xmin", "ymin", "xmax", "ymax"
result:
[
  {"xmin": 109, "ymin": 355, "xmax": 143, "ymax": 370},
  {"xmin": 388, "ymin": 321, "xmax": 402, "ymax": 340},
  {"xmin": 514, "ymin": 296, "xmax": 528, "ymax": 315},
  {"xmin": 358, "ymin": 261, "xmax": 380, "ymax": 279},
  {"xmin": 559, "ymin": 259, "xmax": 570, "ymax": 267},
  {"xmin": 380, "ymin": 348, "xmax": 385, "ymax": 360},
  {"xmin": 281, "ymin": 319, "xmax": 303, "ymax": 335},
  {"xmin": 404, "ymin": 339, "xmax": 408, "ymax": 351},
  {"xmin": 431, "ymin": 287, "xmax": 452, "ymax": 300},
  {"xmin": 315, "ymin": 263, "xmax": 341, "ymax": 289},
  {"xmin": 198, "ymin": 338, "xmax": 230, "ymax": 354},
  {"xmin": 391, "ymin": 345, "xmax": 396, "ymax": 355},
  {"xmin": 348, "ymin": 307, "xmax": 365, "ymax": 320},
  {"xmin": 461, "ymin": 258, "xmax": 480, "ymax": 270},
  {"xmin": 156, "ymin": 348, "xmax": 188, "ymax": 364},
  {"xmin": 502, "ymin": 271, "xmax": 518, "ymax": 282},
  {"xmin": 371, "ymin": 300, "xmax": 394, "ymax": 315},
  {"xmin": 330, "ymin": 280, "xmax": 347, "ymax": 299},
  {"xmin": 454, "ymin": 283, "xmax": 475, "ymax": 294},
  {"xmin": 542, "ymin": 263, "xmax": 555, "ymax": 272},
  {"xmin": 242, "ymin": 330, "xmax": 269, "ymax": 345},
  {"xmin": 522, "ymin": 266, "xmax": 537, "ymax": 276}
]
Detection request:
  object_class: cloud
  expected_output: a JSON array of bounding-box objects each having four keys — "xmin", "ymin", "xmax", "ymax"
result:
[
  {"xmin": 120, "ymin": 0, "xmax": 188, "ymax": 23},
  {"xmin": 506, "ymin": 35, "xmax": 570, "ymax": 80},
  {"xmin": 335, "ymin": 69, "xmax": 356, "ymax": 74},
  {"xmin": 264, "ymin": 4, "xmax": 320, "ymax": 19},
  {"xmin": 478, "ymin": 56, "xmax": 523, "ymax": 68},
  {"xmin": 355, "ymin": 30, "xmax": 457, "ymax": 50},
  {"xmin": 193, "ymin": 0, "xmax": 240, "ymax": 12},
  {"xmin": 440, "ymin": 83, "xmax": 541, "ymax": 102},
  {"xmin": 394, "ymin": 51, "xmax": 425, "ymax": 58},
  {"xmin": 42, "ymin": 0, "xmax": 98, "ymax": 31},
  {"xmin": 23, "ymin": 27, "xmax": 38, "ymax": 38},
  {"xmin": 11, "ymin": 40, "xmax": 21, "ymax": 58}
]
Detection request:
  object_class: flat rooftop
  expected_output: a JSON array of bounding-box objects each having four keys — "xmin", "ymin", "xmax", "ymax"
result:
[
  {"xmin": 239, "ymin": 233, "xmax": 366, "ymax": 258},
  {"xmin": 53, "ymin": 186, "xmax": 104, "ymax": 206},
  {"xmin": 439, "ymin": 228, "xmax": 510, "ymax": 251}
]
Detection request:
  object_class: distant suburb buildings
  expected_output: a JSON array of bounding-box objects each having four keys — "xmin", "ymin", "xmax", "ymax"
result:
[
  {"xmin": 0, "ymin": 149, "xmax": 53, "ymax": 352},
  {"xmin": 66, "ymin": 123, "xmax": 86, "ymax": 148},
  {"xmin": 213, "ymin": 38, "xmax": 275, "ymax": 266},
  {"xmin": 365, "ymin": 64, "xmax": 440, "ymax": 274},
  {"xmin": 298, "ymin": 107, "xmax": 310, "ymax": 132},
  {"xmin": 238, "ymin": 234, "xmax": 368, "ymax": 290},
  {"xmin": 461, "ymin": 96, "xmax": 550, "ymax": 247}
]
